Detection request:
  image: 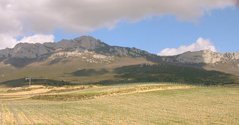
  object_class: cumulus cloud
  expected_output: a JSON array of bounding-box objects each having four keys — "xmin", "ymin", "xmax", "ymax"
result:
[
  {"xmin": 0, "ymin": 34, "xmax": 54, "ymax": 50},
  {"xmin": 158, "ymin": 38, "xmax": 217, "ymax": 56}
]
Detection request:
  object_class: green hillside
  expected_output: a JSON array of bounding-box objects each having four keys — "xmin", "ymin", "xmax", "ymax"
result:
[{"xmin": 1, "ymin": 62, "xmax": 238, "ymax": 87}]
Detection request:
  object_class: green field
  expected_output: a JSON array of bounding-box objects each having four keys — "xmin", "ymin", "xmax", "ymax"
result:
[{"xmin": 0, "ymin": 83, "xmax": 238, "ymax": 125}]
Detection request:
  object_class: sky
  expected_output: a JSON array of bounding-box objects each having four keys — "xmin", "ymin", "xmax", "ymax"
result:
[{"xmin": 0, "ymin": 0, "xmax": 238, "ymax": 55}]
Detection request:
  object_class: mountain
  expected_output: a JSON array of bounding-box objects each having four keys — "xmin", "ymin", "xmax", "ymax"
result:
[
  {"xmin": 0, "ymin": 36, "xmax": 238, "ymax": 86},
  {"xmin": 161, "ymin": 50, "xmax": 239, "ymax": 75},
  {"xmin": 0, "ymin": 36, "xmax": 155, "ymax": 67},
  {"xmin": 162, "ymin": 50, "xmax": 239, "ymax": 64}
]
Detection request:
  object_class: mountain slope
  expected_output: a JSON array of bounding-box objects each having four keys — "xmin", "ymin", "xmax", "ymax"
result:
[{"xmin": 0, "ymin": 36, "xmax": 238, "ymax": 86}]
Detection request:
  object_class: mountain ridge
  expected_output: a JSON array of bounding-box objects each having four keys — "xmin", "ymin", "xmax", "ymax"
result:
[
  {"xmin": 0, "ymin": 36, "xmax": 238, "ymax": 72},
  {"xmin": 0, "ymin": 36, "xmax": 155, "ymax": 67}
]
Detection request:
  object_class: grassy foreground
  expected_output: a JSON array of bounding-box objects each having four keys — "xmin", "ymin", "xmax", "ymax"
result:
[{"xmin": 0, "ymin": 83, "xmax": 238, "ymax": 125}]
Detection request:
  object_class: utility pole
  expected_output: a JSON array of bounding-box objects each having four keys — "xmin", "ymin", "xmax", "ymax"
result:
[{"xmin": 25, "ymin": 77, "xmax": 32, "ymax": 87}]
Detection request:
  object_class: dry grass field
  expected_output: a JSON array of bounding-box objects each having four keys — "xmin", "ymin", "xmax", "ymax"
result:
[{"xmin": 0, "ymin": 83, "xmax": 238, "ymax": 125}]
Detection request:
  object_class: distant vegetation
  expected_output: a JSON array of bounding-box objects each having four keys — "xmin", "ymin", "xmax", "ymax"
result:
[
  {"xmin": 97, "ymin": 64, "xmax": 238, "ymax": 85},
  {"xmin": 0, "ymin": 64, "xmax": 238, "ymax": 87},
  {"xmin": 72, "ymin": 69, "xmax": 109, "ymax": 77}
]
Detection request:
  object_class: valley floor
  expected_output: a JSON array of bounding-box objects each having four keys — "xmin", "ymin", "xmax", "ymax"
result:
[{"xmin": 0, "ymin": 83, "xmax": 238, "ymax": 125}]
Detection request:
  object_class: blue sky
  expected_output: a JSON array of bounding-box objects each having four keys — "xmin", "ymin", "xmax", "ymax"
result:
[
  {"xmin": 0, "ymin": 1, "xmax": 238, "ymax": 55},
  {"xmin": 54, "ymin": 7, "xmax": 239, "ymax": 54}
]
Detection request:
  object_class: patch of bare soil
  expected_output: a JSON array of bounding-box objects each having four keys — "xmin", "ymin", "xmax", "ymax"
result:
[{"xmin": 32, "ymin": 85, "xmax": 193, "ymax": 101}]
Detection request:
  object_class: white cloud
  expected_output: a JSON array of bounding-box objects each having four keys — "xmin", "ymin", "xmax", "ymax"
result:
[
  {"xmin": 158, "ymin": 38, "xmax": 217, "ymax": 56},
  {"xmin": 18, "ymin": 34, "xmax": 54, "ymax": 44},
  {"xmin": 0, "ymin": 34, "xmax": 54, "ymax": 50}
]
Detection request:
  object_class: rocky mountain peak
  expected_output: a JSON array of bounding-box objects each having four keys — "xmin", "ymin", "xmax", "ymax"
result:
[
  {"xmin": 176, "ymin": 50, "xmax": 222, "ymax": 64},
  {"xmin": 162, "ymin": 50, "xmax": 239, "ymax": 64},
  {"xmin": 47, "ymin": 36, "xmax": 108, "ymax": 51},
  {"xmin": 73, "ymin": 36, "xmax": 108, "ymax": 50}
]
